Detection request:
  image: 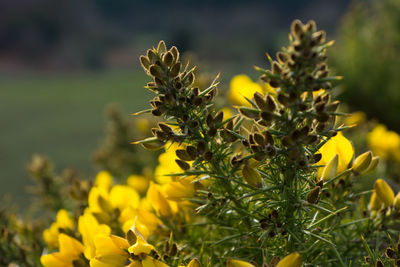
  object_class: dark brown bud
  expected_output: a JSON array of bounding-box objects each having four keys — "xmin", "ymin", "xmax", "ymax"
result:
[
  {"xmin": 306, "ymin": 186, "xmax": 321, "ymax": 204},
  {"xmin": 147, "ymin": 49, "xmax": 157, "ymax": 62},
  {"xmin": 149, "ymin": 65, "xmax": 163, "ymax": 79},
  {"xmin": 385, "ymin": 247, "xmax": 396, "ymax": 259},
  {"xmin": 207, "ymin": 127, "xmax": 217, "ymax": 137},
  {"xmin": 158, "ymin": 123, "xmax": 173, "ymax": 134},
  {"xmin": 140, "ymin": 56, "xmax": 151, "ymax": 70},
  {"xmin": 157, "ymin": 40, "xmax": 167, "ymax": 54},
  {"xmin": 169, "ymin": 243, "xmax": 177, "ymax": 257},
  {"xmin": 305, "ymin": 134, "xmax": 318, "ymax": 144},
  {"xmin": 266, "ymin": 95, "xmax": 276, "ymax": 112},
  {"xmin": 186, "ymin": 146, "xmax": 197, "ymax": 160},
  {"xmin": 314, "ymin": 102, "xmax": 325, "ymax": 113},
  {"xmin": 162, "ymin": 51, "xmax": 173, "ymax": 66},
  {"xmin": 253, "ymin": 133, "xmax": 265, "ymax": 146},
  {"xmin": 169, "ymin": 62, "xmax": 181, "ymax": 78},
  {"xmin": 152, "ymin": 108, "xmax": 163, "ymax": 116},
  {"xmin": 206, "ymin": 114, "xmax": 214, "ymax": 127},
  {"xmin": 254, "ymin": 92, "xmax": 268, "ymax": 111},
  {"xmin": 186, "ymin": 72, "xmax": 195, "ymax": 86},
  {"xmin": 269, "ymin": 79, "xmax": 280, "ymax": 88},
  {"xmin": 175, "ymin": 159, "xmax": 190, "ymax": 170},
  {"xmin": 277, "ymin": 92, "xmax": 289, "ymax": 106},
  {"xmin": 316, "ymin": 112, "xmax": 330, "ymax": 123},
  {"xmin": 154, "ymin": 130, "xmax": 168, "ymax": 141},
  {"xmin": 176, "ymin": 149, "xmax": 193, "ymax": 161},
  {"xmin": 170, "ymin": 46, "xmax": 179, "ymax": 63},
  {"xmin": 239, "ymin": 107, "xmax": 260, "ymax": 119},
  {"xmin": 277, "ymin": 52, "xmax": 288, "ymax": 64},
  {"xmin": 272, "ymin": 61, "xmax": 282, "ymax": 75},
  {"xmin": 192, "ymin": 96, "xmax": 203, "ymax": 106},
  {"xmin": 197, "ymin": 141, "xmax": 206, "ymax": 154},
  {"xmin": 260, "ymin": 111, "xmax": 273, "ymax": 122},
  {"xmin": 313, "ymin": 153, "xmax": 322, "ymax": 163},
  {"xmin": 214, "ymin": 111, "xmax": 224, "ymax": 125},
  {"xmin": 204, "ymin": 151, "xmax": 213, "ymax": 161},
  {"xmin": 291, "ymin": 19, "xmax": 304, "ymax": 39},
  {"xmin": 376, "ymin": 260, "xmax": 383, "ymax": 267},
  {"xmin": 327, "ymin": 100, "xmax": 340, "ymax": 112}
]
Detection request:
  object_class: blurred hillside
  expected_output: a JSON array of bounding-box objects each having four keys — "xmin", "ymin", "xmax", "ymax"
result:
[{"xmin": 0, "ymin": 0, "xmax": 350, "ymax": 206}]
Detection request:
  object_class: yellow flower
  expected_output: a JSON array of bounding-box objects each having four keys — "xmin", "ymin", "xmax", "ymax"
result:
[
  {"xmin": 109, "ymin": 185, "xmax": 140, "ymax": 210},
  {"xmin": 316, "ymin": 132, "xmax": 354, "ymax": 178},
  {"xmin": 344, "ymin": 111, "xmax": 366, "ymax": 126},
  {"xmin": 229, "ymin": 75, "xmax": 264, "ymax": 106},
  {"xmin": 163, "ymin": 179, "xmax": 195, "ymax": 201},
  {"xmin": 374, "ymin": 179, "xmax": 395, "ymax": 207},
  {"xmin": 120, "ymin": 208, "xmax": 161, "ymax": 239},
  {"xmin": 43, "ymin": 209, "xmax": 74, "ymax": 248},
  {"xmin": 394, "ymin": 192, "xmax": 400, "ymax": 210},
  {"xmin": 41, "ymin": 234, "xmax": 84, "ymax": 267},
  {"xmin": 367, "ymin": 124, "xmax": 400, "ymax": 161},
  {"xmin": 226, "ymin": 259, "xmax": 255, "ymax": 267},
  {"xmin": 127, "ymin": 174, "xmax": 150, "ymax": 194},
  {"xmin": 276, "ymin": 252, "xmax": 302, "ymax": 267},
  {"xmin": 90, "ymin": 234, "xmax": 130, "ymax": 267},
  {"xmin": 155, "ymin": 143, "xmax": 186, "ymax": 184},
  {"xmin": 95, "ymin": 171, "xmax": 113, "ymax": 191},
  {"xmin": 147, "ymin": 182, "xmax": 175, "ymax": 217},
  {"xmin": 78, "ymin": 211, "xmax": 111, "ymax": 259},
  {"xmin": 128, "ymin": 235, "xmax": 155, "ymax": 255}
]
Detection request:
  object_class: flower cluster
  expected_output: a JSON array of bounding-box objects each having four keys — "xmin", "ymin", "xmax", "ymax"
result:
[{"xmin": 19, "ymin": 19, "xmax": 400, "ymax": 267}]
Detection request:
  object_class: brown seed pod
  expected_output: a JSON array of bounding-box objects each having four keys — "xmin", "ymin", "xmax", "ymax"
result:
[{"xmin": 306, "ymin": 186, "xmax": 321, "ymax": 204}]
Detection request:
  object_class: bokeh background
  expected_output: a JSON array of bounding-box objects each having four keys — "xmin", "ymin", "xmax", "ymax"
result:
[{"xmin": 1, "ymin": 0, "xmax": 399, "ymax": 206}]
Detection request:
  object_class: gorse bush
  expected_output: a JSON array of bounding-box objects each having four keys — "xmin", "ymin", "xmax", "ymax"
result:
[{"xmin": 3, "ymin": 20, "xmax": 400, "ymax": 267}]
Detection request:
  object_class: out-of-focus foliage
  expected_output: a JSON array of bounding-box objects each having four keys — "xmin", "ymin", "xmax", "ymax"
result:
[
  {"xmin": 331, "ymin": 0, "xmax": 400, "ymax": 131},
  {"xmin": 93, "ymin": 105, "xmax": 158, "ymax": 178}
]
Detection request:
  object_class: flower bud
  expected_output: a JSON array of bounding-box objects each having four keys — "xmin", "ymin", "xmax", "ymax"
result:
[
  {"xmin": 306, "ymin": 186, "xmax": 321, "ymax": 204},
  {"xmin": 352, "ymin": 151, "xmax": 372, "ymax": 175},
  {"xmin": 227, "ymin": 259, "xmax": 255, "ymax": 267},
  {"xmin": 363, "ymin": 156, "xmax": 379, "ymax": 175},
  {"xmin": 187, "ymin": 259, "xmax": 201, "ymax": 267},
  {"xmin": 321, "ymin": 154, "xmax": 338, "ymax": 181},
  {"xmin": 374, "ymin": 179, "xmax": 394, "ymax": 207},
  {"xmin": 369, "ymin": 192, "xmax": 382, "ymax": 211},
  {"xmin": 169, "ymin": 62, "xmax": 181, "ymax": 78},
  {"xmin": 394, "ymin": 192, "xmax": 400, "ymax": 210},
  {"xmin": 276, "ymin": 252, "xmax": 302, "ymax": 267}
]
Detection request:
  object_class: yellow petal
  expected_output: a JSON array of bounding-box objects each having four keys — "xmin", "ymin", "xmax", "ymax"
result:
[
  {"xmin": 229, "ymin": 75, "xmax": 263, "ymax": 106},
  {"xmin": 276, "ymin": 252, "xmax": 302, "ymax": 267},
  {"xmin": 90, "ymin": 255, "xmax": 128, "ymax": 267},
  {"xmin": 317, "ymin": 132, "xmax": 354, "ymax": 177},
  {"xmin": 374, "ymin": 179, "xmax": 394, "ymax": 207},
  {"xmin": 56, "ymin": 209, "xmax": 74, "ymax": 229},
  {"xmin": 147, "ymin": 182, "xmax": 173, "ymax": 217},
  {"xmin": 95, "ymin": 171, "xmax": 113, "ymax": 191},
  {"xmin": 58, "ymin": 233, "xmax": 84, "ymax": 257},
  {"xmin": 369, "ymin": 192, "xmax": 383, "ymax": 211},
  {"xmin": 128, "ymin": 236, "xmax": 154, "ymax": 255},
  {"xmin": 226, "ymin": 259, "xmax": 255, "ymax": 267},
  {"xmin": 78, "ymin": 211, "xmax": 111, "ymax": 259},
  {"xmin": 93, "ymin": 234, "xmax": 129, "ymax": 257},
  {"xmin": 127, "ymin": 174, "xmax": 150, "ymax": 194},
  {"xmin": 109, "ymin": 185, "xmax": 140, "ymax": 210},
  {"xmin": 41, "ymin": 252, "xmax": 70, "ymax": 267}
]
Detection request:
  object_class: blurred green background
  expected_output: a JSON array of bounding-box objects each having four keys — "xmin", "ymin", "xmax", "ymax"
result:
[{"xmin": 1, "ymin": 0, "xmax": 399, "ymax": 206}]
